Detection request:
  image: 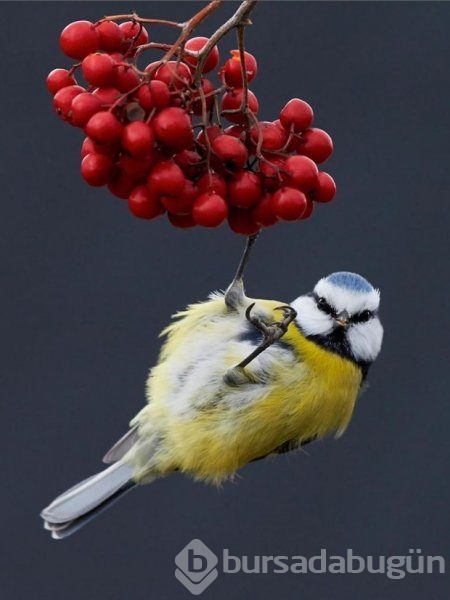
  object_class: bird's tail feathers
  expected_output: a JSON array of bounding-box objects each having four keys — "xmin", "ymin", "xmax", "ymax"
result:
[{"xmin": 41, "ymin": 460, "xmax": 134, "ymax": 539}]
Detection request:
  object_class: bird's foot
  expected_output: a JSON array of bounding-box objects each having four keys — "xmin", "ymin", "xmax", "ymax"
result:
[
  {"xmin": 245, "ymin": 303, "xmax": 297, "ymax": 345},
  {"xmin": 224, "ymin": 303, "xmax": 298, "ymax": 386}
]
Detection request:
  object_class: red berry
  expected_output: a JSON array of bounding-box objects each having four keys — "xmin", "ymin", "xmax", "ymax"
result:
[
  {"xmin": 154, "ymin": 61, "xmax": 192, "ymax": 90},
  {"xmin": 144, "ymin": 61, "xmax": 160, "ymax": 76},
  {"xmin": 252, "ymin": 194, "xmax": 278, "ymax": 227},
  {"xmin": 82, "ymin": 52, "xmax": 116, "ymax": 87},
  {"xmin": 273, "ymin": 119, "xmax": 297, "ymax": 151},
  {"xmin": 297, "ymin": 128, "xmax": 333, "ymax": 164},
  {"xmin": 153, "ymin": 107, "xmax": 193, "ymax": 149},
  {"xmin": 279, "ymin": 98, "xmax": 314, "ymax": 133},
  {"xmin": 148, "ymin": 80, "xmax": 170, "ymax": 109},
  {"xmin": 96, "ymin": 21, "xmax": 124, "ymax": 52},
  {"xmin": 282, "ymin": 155, "xmax": 318, "ymax": 192},
  {"xmin": 250, "ymin": 121, "xmax": 286, "ymax": 151},
  {"xmin": 53, "ymin": 85, "xmax": 85, "ymax": 122},
  {"xmin": 81, "ymin": 136, "xmax": 119, "ymax": 157},
  {"xmin": 114, "ymin": 64, "xmax": 140, "ymax": 93},
  {"xmin": 221, "ymin": 89, "xmax": 259, "ymax": 124},
  {"xmin": 260, "ymin": 157, "xmax": 285, "ymax": 191},
  {"xmin": 197, "ymin": 125, "xmax": 222, "ymax": 147},
  {"xmin": 71, "ymin": 92, "xmax": 103, "ymax": 127},
  {"xmin": 193, "ymin": 193, "xmax": 228, "ymax": 227},
  {"xmin": 228, "ymin": 207, "xmax": 261, "ymax": 235},
  {"xmin": 81, "ymin": 137, "xmax": 95, "ymax": 158},
  {"xmin": 118, "ymin": 154, "xmax": 154, "ymax": 180},
  {"xmin": 191, "ymin": 78, "xmax": 215, "ymax": 115},
  {"xmin": 168, "ymin": 212, "xmax": 196, "ymax": 229},
  {"xmin": 60, "ymin": 21, "xmax": 99, "ymax": 60},
  {"xmin": 160, "ymin": 180, "xmax": 198, "ymax": 215},
  {"xmin": 147, "ymin": 160, "xmax": 185, "ymax": 197},
  {"xmin": 108, "ymin": 172, "xmax": 136, "ymax": 199},
  {"xmin": 224, "ymin": 125, "xmax": 245, "ymax": 139},
  {"xmin": 85, "ymin": 111, "xmax": 123, "ymax": 144},
  {"xmin": 46, "ymin": 68, "xmax": 76, "ymax": 95},
  {"xmin": 197, "ymin": 172, "xmax": 227, "ymax": 198},
  {"xmin": 300, "ymin": 198, "xmax": 314, "ymax": 219},
  {"xmin": 312, "ymin": 172, "xmax": 336, "ymax": 202},
  {"xmin": 228, "ymin": 171, "xmax": 262, "ymax": 208},
  {"xmin": 109, "ymin": 52, "xmax": 125, "ymax": 63},
  {"xmin": 221, "ymin": 50, "xmax": 258, "ymax": 87},
  {"xmin": 121, "ymin": 121, "xmax": 155, "ymax": 157},
  {"xmin": 211, "ymin": 135, "xmax": 248, "ymax": 169},
  {"xmin": 81, "ymin": 154, "xmax": 115, "ymax": 186},
  {"xmin": 128, "ymin": 185, "xmax": 164, "ymax": 219},
  {"xmin": 92, "ymin": 87, "xmax": 121, "ymax": 105},
  {"xmin": 271, "ymin": 187, "xmax": 308, "ymax": 221},
  {"xmin": 136, "ymin": 80, "xmax": 170, "ymax": 110},
  {"xmin": 119, "ymin": 21, "xmax": 149, "ymax": 50},
  {"xmin": 174, "ymin": 150, "xmax": 204, "ymax": 178},
  {"xmin": 184, "ymin": 37, "xmax": 220, "ymax": 73}
]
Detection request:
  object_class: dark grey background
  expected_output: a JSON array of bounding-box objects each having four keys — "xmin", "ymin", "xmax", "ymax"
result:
[{"xmin": 2, "ymin": 1, "xmax": 449, "ymax": 598}]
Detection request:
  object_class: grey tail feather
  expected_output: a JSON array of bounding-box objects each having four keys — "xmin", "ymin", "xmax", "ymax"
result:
[
  {"xmin": 103, "ymin": 425, "xmax": 139, "ymax": 464},
  {"xmin": 44, "ymin": 481, "xmax": 136, "ymax": 539},
  {"xmin": 41, "ymin": 460, "xmax": 134, "ymax": 539}
]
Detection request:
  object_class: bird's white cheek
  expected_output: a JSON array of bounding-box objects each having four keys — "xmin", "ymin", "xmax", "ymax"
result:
[
  {"xmin": 347, "ymin": 318, "xmax": 384, "ymax": 362},
  {"xmin": 291, "ymin": 296, "xmax": 333, "ymax": 337}
]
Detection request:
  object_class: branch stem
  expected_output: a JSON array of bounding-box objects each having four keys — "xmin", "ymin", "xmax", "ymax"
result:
[{"xmin": 102, "ymin": 14, "xmax": 183, "ymax": 28}]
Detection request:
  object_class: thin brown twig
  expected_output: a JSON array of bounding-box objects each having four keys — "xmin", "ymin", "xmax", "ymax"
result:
[
  {"xmin": 198, "ymin": 86, "xmax": 213, "ymax": 187},
  {"xmin": 236, "ymin": 23, "xmax": 251, "ymax": 142},
  {"xmin": 213, "ymin": 94, "xmax": 223, "ymax": 128},
  {"xmin": 135, "ymin": 42, "xmax": 200, "ymax": 58},
  {"xmin": 102, "ymin": 14, "xmax": 183, "ymax": 28}
]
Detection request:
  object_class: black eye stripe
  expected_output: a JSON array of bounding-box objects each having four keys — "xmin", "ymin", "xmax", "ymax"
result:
[
  {"xmin": 312, "ymin": 293, "xmax": 376, "ymax": 323},
  {"xmin": 351, "ymin": 309, "xmax": 373, "ymax": 323},
  {"xmin": 315, "ymin": 296, "xmax": 334, "ymax": 316}
]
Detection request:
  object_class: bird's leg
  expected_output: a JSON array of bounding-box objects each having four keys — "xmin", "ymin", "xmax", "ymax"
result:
[
  {"xmin": 224, "ymin": 303, "xmax": 297, "ymax": 385},
  {"xmin": 224, "ymin": 233, "xmax": 259, "ymax": 310}
]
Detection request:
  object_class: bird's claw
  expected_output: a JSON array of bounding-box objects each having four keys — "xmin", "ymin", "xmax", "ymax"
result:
[
  {"xmin": 226, "ymin": 303, "xmax": 298, "ymax": 376},
  {"xmin": 274, "ymin": 305, "xmax": 298, "ymax": 332},
  {"xmin": 245, "ymin": 303, "xmax": 297, "ymax": 342}
]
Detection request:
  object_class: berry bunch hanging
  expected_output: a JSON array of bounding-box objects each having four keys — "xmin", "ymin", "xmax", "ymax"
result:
[{"xmin": 47, "ymin": 1, "xmax": 336, "ymax": 235}]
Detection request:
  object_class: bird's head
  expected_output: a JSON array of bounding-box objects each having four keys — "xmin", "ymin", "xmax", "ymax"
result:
[{"xmin": 292, "ymin": 271, "xmax": 383, "ymax": 365}]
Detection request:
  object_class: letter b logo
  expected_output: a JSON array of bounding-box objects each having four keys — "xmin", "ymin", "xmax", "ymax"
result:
[
  {"xmin": 188, "ymin": 548, "xmax": 207, "ymax": 573},
  {"xmin": 175, "ymin": 539, "xmax": 218, "ymax": 595}
]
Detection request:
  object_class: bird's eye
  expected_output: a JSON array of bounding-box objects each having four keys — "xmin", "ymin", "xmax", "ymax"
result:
[
  {"xmin": 317, "ymin": 297, "xmax": 333, "ymax": 315},
  {"xmin": 353, "ymin": 309, "xmax": 373, "ymax": 323}
]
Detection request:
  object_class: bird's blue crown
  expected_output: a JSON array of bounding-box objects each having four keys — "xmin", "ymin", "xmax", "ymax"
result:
[{"xmin": 325, "ymin": 272, "xmax": 374, "ymax": 294}]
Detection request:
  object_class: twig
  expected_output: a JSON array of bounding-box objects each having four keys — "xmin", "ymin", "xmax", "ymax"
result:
[
  {"xmin": 102, "ymin": 13, "xmax": 183, "ymax": 28},
  {"xmin": 236, "ymin": 23, "xmax": 251, "ymax": 142},
  {"xmin": 198, "ymin": 85, "xmax": 213, "ymax": 182}
]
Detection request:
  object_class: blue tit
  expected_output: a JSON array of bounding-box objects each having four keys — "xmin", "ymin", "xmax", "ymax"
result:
[{"xmin": 41, "ymin": 236, "xmax": 383, "ymax": 539}]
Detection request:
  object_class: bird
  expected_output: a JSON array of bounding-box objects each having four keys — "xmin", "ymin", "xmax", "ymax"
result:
[{"xmin": 41, "ymin": 235, "xmax": 383, "ymax": 539}]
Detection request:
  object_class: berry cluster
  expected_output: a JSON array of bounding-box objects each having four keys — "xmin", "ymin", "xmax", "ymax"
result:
[{"xmin": 47, "ymin": 15, "xmax": 336, "ymax": 235}]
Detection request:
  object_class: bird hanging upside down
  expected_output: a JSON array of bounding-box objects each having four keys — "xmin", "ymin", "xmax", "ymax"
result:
[{"xmin": 41, "ymin": 235, "xmax": 383, "ymax": 539}]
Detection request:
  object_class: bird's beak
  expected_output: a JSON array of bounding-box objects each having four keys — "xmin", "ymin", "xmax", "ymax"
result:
[{"xmin": 334, "ymin": 310, "xmax": 350, "ymax": 329}]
